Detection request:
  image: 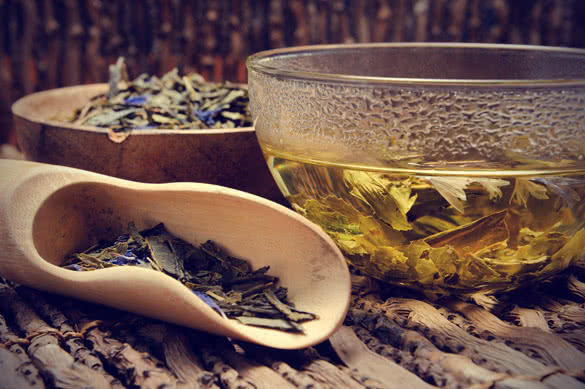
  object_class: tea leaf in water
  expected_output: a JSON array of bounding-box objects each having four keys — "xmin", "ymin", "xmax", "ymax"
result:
[
  {"xmin": 549, "ymin": 229, "xmax": 585, "ymax": 269},
  {"xmin": 345, "ymin": 171, "xmax": 416, "ymax": 231},
  {"xmin": 511, "ymin": 178, "xmax": 549, "ymax": 206},
  {"xmin": 424, "ymin": 209, "xmax": 509, "ymax": 256},
  {"xmin": 423, "ymin": 176, "xmax": 509, "ymax": 213},
  {"xmin": 533, "ymin": 177, "xmax": 583, "ymax": 208},
  {"xmin": 267, "ymin": 149, "xmax": 585, "ymax": 297}
]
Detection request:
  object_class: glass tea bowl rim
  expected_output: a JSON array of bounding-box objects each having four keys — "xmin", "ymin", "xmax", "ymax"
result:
[{"xmin": 246, "ymin": 42, "xmax": 585, "ymax": 87}]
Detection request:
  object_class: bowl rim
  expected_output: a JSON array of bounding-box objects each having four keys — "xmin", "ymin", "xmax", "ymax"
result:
[
  {"xmin": 246, "ymin": 42, "xmax": 585, "ymax": 87},
  {"xmin": 11, "ymin": 83, "xmax": 254, "ymax": 135}
]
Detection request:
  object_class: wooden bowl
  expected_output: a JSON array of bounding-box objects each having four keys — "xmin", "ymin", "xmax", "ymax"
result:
[{"xmin": 12, "ymin": 84, "xmax": 284, "ymax": 202}]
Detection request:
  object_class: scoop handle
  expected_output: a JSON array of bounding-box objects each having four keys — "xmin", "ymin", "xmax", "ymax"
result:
[{"xmin": 0, "ymin": 159, "xmax": 73, "ymax": 284}]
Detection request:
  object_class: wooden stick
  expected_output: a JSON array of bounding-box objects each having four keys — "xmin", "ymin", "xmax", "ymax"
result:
[
  {"xmin": 18, "ymin": 288, "xmax": 125, "ymax": 389},
  {"xmin": 163, "ymin": 329, "xmax": 221, "ymax": 389},
  {"xmin": 329, "ymin": 326, "xmax": 435, "ymax": 389},
  {"xmin": 0, "ymin": 311, "xmax": 45, "ymax": 389},
  {"xmin": 86, "ymin": 0, "xmax": 106, "ymax": 84},
  {"xmin": 383, "ymin": 298, "xmax": 585, "ymax": 389},
  {"xmin": 373, "ymin": 0, "xmax": 392, "ymax": 42},
  {"xmin": 354, "ymin": 0, "xmax": 370, "ymax": 43},
  {"xmin": 413, "ymin": 0, "xmax": 430, "ymax": 41},
  {"xmin": 447, "ymin": 299, "xmax": 585, "ymax": 372},
  {"xmin": 290, "ymin": 0, "xmax": 309, "ymax": 45},
  {"xmin": 0, "ymin": 288, "xmax": 111, "ymax": 389}
]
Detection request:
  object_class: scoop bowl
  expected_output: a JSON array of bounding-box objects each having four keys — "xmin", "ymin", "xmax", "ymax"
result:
[{"xmin": 0, "ymin": 159, "xmax": 350, "ymax": 349}]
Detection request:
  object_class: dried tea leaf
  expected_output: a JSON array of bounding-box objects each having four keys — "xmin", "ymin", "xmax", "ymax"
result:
[
  {"xmin": 151, "ymin": 114, "xmax": 177, "ymax": 124},
  {"xmin": 264, "ymin": 289, "xmax": 317, "ymax": 322},
  {"xmin": 108, "ymin": 56, "xmax": 128, "ymax": 98},
  {"xmin": 221, "ymin": 111, "xmax": 244, "ymax": 121},
  {"xmin": 71, "ymin": 57, "xmax": 252, "ymax": 131},
  {"xmin": 235, "ymin": 316, "xmax": 301, "ymax": 332},
  {"xmin": 145, "ymin": 234, "xmax": 181, "ymax": 278},
  {"xmin": 61, "ymin": 222, "xmax": 316, "ymax": 333},
  {"xmin": 86, "ymin": 108, "xmax": 137, "ymax": 126}
]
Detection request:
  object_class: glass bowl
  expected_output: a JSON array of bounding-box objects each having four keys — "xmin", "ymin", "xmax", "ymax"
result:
[{"xmin": 247, "ymin": 43, "xmax": 585, "ymax": 297}]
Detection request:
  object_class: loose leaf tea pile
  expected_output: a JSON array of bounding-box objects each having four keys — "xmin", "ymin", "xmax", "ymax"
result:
[
  {"xmin": 267, "ymin": 152, "xmax": 585, "ymax": 298},
  {"xmin": 72, "ymin": 57, "xmax": 252, "ymax": 134},
  {"xmin": 62, "ymin": 222, "xmax": 317, "ymax": 332}
]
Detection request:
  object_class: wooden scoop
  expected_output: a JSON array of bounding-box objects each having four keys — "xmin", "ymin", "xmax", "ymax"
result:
[{"xmin": 0, "ymin": 159, "xmax": 350, "ymax": 349}]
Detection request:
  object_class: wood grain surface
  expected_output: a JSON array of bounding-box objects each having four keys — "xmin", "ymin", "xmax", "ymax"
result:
[{"xmin": 2, "ymin": 259, "xmax": 585, "ymax": 389}]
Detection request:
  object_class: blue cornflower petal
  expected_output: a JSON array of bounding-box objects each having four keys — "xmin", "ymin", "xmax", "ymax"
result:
[
  {"xmin": 133, "ymin": 125, "xmax": 157, "ymax": 130},
  {"xmin": 109, "ymin": 255, "xmax": 139, "ymax": 266},
  {"xmin": 124, "ymin": 250, "xmax": 137, "ymax": 258},
  {"xmin": 69, "ymin": 264, "xmax": 83, "ymax": 271},
  {"xmin": 195, "ymin": 108, "xmax": 222, "ymax": 125},
  {"xmin": 124, "ymin": 95, "xmax": 150, "ymax": 105},
  {"xmin": 193, "ymin": 291, "xmax": 227, "ymax": 318}
]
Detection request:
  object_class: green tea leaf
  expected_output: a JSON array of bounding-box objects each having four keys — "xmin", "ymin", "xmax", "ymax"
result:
[
  {"xmin": 424, "ymin": 210, "xmax": 509, "ymax": 256},
  {"xmin": 345, "ymin": 171, "xmax": 416, "ymax": 231},
  {"xmin": 549, "ymin": 229, "xmax": 585, "ymax": 270},
  {"xmin": 62, "ymin": 222, "xmax": 316, "ymax": 332},
  {"xmin": 511, "ymin": 178, "xmax": 549, "ymax": 207},
  {"xmin": 235, "ymin": 316, "xmax": 301, "ymax": 332},
  {"xmin": 423, "ymin": 177, "xmax": 509, "ymax": 213},
  {"xmin": 264, "ymin": 289, "xmax": 317, "ymax": 322},
  {"xmin": 422, "ymin": 176, "xmax": 472, "ymax": 213},
  {"xmin": 302, "ymin": 196, "xmax": 362, "ymax": 234}
]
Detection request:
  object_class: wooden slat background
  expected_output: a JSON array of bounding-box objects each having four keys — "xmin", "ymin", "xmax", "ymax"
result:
[{"xmin": 1, "ymin": 0, "xmax": 584, "ymax": 144}]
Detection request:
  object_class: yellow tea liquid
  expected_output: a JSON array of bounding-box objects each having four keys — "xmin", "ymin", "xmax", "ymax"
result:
[{"xmin": 263, "ymin": 145, "xmax": 585, "ymax": 297}]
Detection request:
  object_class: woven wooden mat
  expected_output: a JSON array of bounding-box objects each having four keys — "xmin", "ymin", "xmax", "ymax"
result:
[{"xmin": 1, "ymin": 261, "xmax": 585, "ymax": 389}]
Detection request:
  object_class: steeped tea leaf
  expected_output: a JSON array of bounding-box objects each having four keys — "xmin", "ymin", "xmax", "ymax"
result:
[
  {"xmin": 549, "ymin": 229, "xmax": 585, "ymax": 269},
  {"xmin": 345, "ymin": 171, "xmax": 416, "ymax": 230},
  {"xmin": 422, "ymin": 176, "xmax": 473, "ymax": 213},
  {"xmin": 424, "ymin": 210, "xmax": 509, "ymax": 256},
  {"xmin": 423, "ymin": 176, "xmax": 509, "ymax": 213},
  {"xmin": 511, "ymin": 178, "xmax": 549, "ymax": 206},
  {"xmin": 533, "ymin": 177, "xmax": 583, "ymax": 208},
  {"xmin": 475, "ymin": 178, "xmax": 510, "ymax": 200},
  {"xmin": 266, "ymin": 148, "xmax": 584, "ymax": 297}
]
